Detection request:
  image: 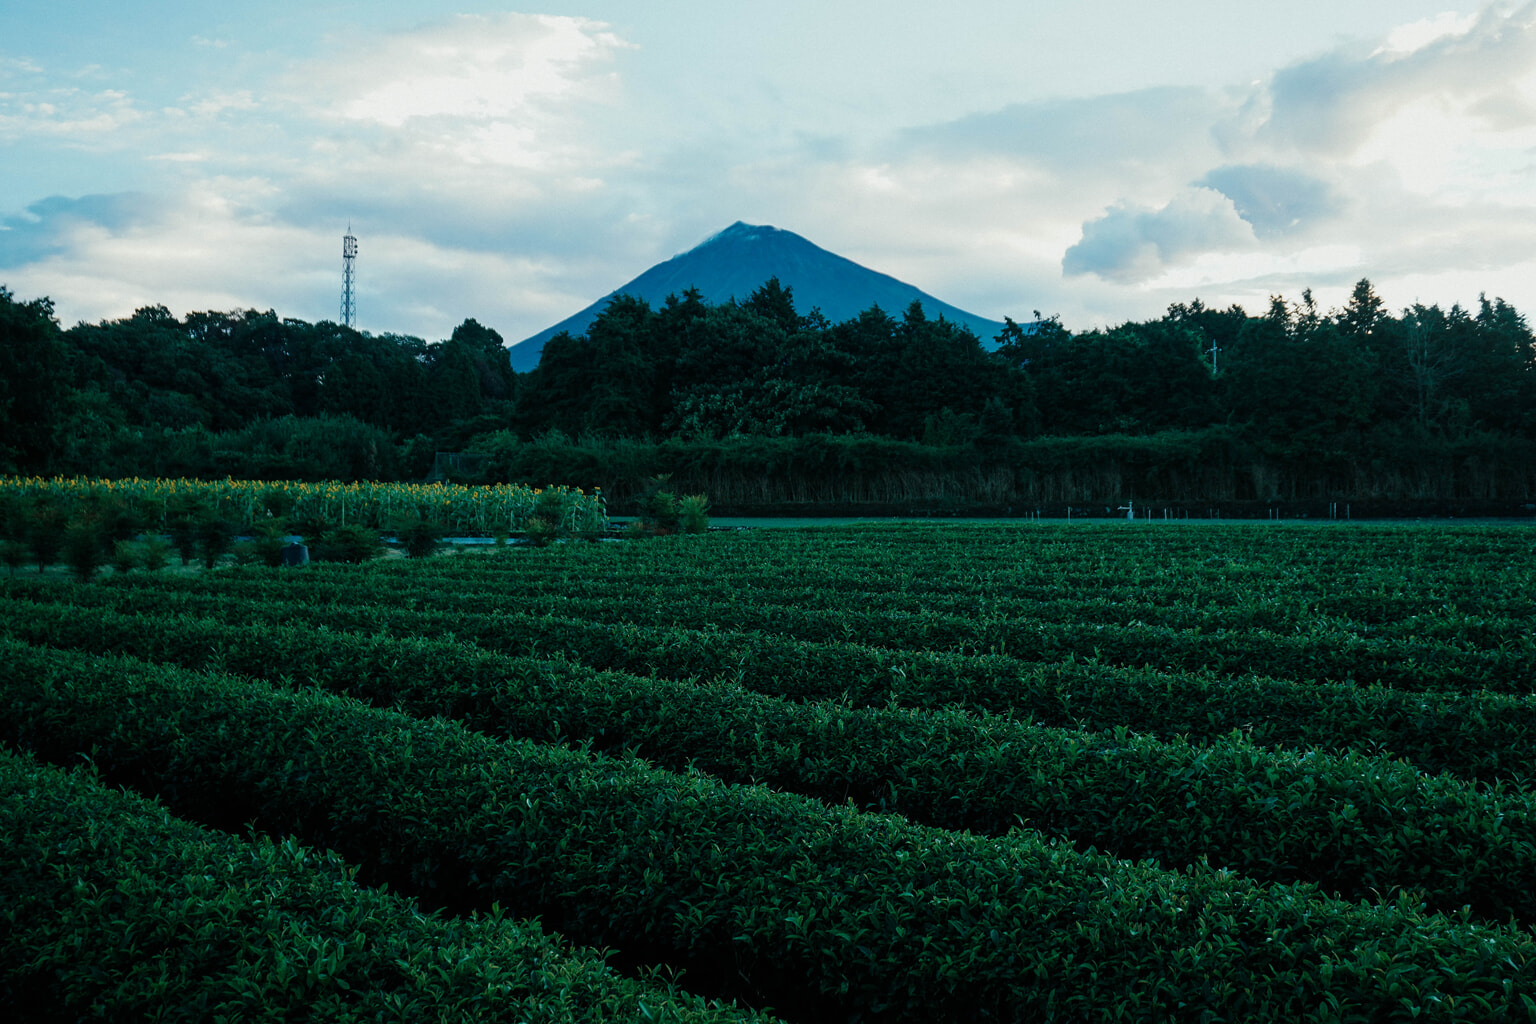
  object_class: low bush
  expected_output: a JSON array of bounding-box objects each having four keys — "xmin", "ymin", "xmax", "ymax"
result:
[
  {"xmin": 312, "ymin": 525, "xmax": 382, "ymax": 564},
  {"xmin": 61, "ymin": 517, "xmax": 105, "ymax": 581},
  {"xmin": 680, "ymin": 494, "xmax": 710, "ymax": 534},
  {"xmin": 110, "ymin": 538, "xmax": 141, "ymax": 574},
  {"xmin": 3, "ymin": 640, "xmax": 1535, "ymax": 1023},
  {"xmin": 139, "ymin": 535, "xmax": 172, "ymax": 572},
  {"xmin": 0, "ymin": 748, "xmax": 767, "ymax": 1023}
]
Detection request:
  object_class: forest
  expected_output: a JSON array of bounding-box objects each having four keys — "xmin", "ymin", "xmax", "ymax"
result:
[{"xmin": 2, "ymin": 277, "xmax": 1533, "ymax": 511}]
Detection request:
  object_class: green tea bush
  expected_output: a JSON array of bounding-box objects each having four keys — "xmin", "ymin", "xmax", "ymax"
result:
[
  {"xmin": 3, "ymin": 640, "xmax": 1535, "ymax": 1023},
  {"xmin": 0, "ymin": 748, "xmax": 770, "ymax": 1024},
  {"xmin": 5, "ymin": 597, "xmax": 1536, "ymax": 924}
]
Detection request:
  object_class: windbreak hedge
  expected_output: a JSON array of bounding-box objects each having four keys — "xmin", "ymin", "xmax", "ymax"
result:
[
  {"xmin": 0, "ymin": 747, "xmax": 769, "ymax": 1023},
  {"xmin": 2, "ymin": 640, "xmax": 1534, "ymax": 1023}
]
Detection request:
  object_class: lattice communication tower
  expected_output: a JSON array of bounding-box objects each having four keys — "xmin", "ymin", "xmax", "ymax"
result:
[{"xmin": 341, "ymin": 226, "xmax": 358, "ymax": 328}]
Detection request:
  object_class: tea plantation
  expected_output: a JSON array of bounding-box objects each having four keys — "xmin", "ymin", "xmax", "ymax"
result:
[{"xmin": 5, "ymin": 521, "xmax": 1536, "ymax": 1021}]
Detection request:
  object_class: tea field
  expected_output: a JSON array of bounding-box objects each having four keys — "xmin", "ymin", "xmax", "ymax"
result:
[{"xmin": 4, "ymin": 521, "xmax": 1536, "ymax": 1022}]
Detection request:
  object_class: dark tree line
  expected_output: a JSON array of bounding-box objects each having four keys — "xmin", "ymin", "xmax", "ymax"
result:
[
  {"xmin": 2, "ymin": 277, "xmax": 1533, "ymax": 500},
  {"xmin": 519, "ymin": 281, "xmax": 1029, "ymax": 444},
  {"xmin": 0, "ymin": 289, "xmax": 516, "ymax": 479},
  {"xmin": 518, "ymin": 277, "xmax": 1535, "ymax": 455}
]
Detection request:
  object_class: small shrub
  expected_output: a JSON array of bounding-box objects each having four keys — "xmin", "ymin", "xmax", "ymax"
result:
[
  {"xmin": 313, "ymin": 525, "xmax": 382, "ymax": 564},
  {"xmin": 110, "ymin": 540, "xmax": 142, "ymax": 575},
  {"xmin": 0, "ymin": 491, "xmax": 24, "ymax": 542},
  {"xmin": 165, "ymin": 494, "xmax": 206, "ymax": 566},
  {"xmin": 526, "ymin": 516, "xmax": 559, "ymax": 548},
  {"xmin": 88, "ymin": 496, "xmax": 143, "ymax": 544},
  {"xmin": 1, "ymin": 539, "xmax": 28, "ymax": 577},
  {"xmin": 27, "ymin": 504, "xmax": 67, "ymax": 572},
  {"xmin": 679, "ymin": 494, "xmax": 710, "ymax": 534},
  {"xmin": 293, "ymin": 514, "xmax": 331, "ymax": 546},
  {"xmin": 394, "ymin": 515, "xmax": 444, "ymax": 559},
  {"xmin": 261, "ymin": 488, "xmax": 297, "ymax": 520},
  {"xmin": 167, "ymin": 514, "xmax": 198, "ymax": 566},
  {"xmin": 62, "ymin": 518, "xmax": 106, "ymax": 581},
  {"xmin": 231, "ymin": 541, "xmax": 264, "ymax": 566},
  {"xmin": 248, "ymin": 520, "xmax": 290, "ymax": 568},
  {"xmin": 645, "ymin": 490, "xmax": 681, "ymax": 535},
  {"xmin": 139, "ymin": 537, "xmax": 172, "ymax": 572},
  {"xmin": 532, "ymin": 490, "xmax": 571, "ymax": 531},
  {"xmin": 196, "ymin": 515, "xmax": 233, "ymax": 570}
]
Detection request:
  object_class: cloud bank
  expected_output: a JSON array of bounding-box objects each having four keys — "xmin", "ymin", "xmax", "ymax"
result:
[{"xmin": 2, "ymin": 3, "xmax": 1536, "ymax": 340}]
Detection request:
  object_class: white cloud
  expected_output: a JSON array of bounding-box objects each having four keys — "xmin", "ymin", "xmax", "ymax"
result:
[
  {"xmin": 1063, "ymin": 188, "xmax": 1259, "ymax": 284},
  {"xmin": 845, "ymin": 2, "xmax": 1536, "ymax": 324},
  {"xmin": 1377, "ymin": 11, "xmax": 1482, "ymax": 55},
  {"xmin": 1, "ymin": 13, "xmax": 656, "ymax": 339},
  {"xmin": 0, "ymin": 85, "xmax": 143, "ymax": 138},
  {"xmin": 1232, "ymin": 2, "xmax": 1536, "ymax": 159},
  {"xmin": 187, "ymin": 90, "xmax": 258, "ymax": 119},
  {"xmin": 309, "ymin": 14, "xmax": 627, "ymax": 128}
]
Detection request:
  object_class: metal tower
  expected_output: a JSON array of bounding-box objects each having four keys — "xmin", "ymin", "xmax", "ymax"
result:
[{"xmin": 341, "ymin": 225, "xmax": 358, "ymax": 328}]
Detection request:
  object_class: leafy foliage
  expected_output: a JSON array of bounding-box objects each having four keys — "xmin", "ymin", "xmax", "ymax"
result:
[
  {"xmin": 6, "ymin": 522, "xmax": 1536, "ymax": 1018},
  {"xmin": 1, "ymin": 275, "xmax": 1532, "ymax": 504},
  {"xmin": 0, "ymin": 749, "xmax": 766, "ymax": 1023}
]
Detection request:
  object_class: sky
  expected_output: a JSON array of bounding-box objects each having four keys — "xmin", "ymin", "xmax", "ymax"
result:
[{"xmin": 3, "ymin": 1, "xmax": 1536, "ymax": 343}]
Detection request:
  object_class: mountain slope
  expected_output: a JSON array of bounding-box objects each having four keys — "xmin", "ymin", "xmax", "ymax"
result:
[{"xmin": 509, "ymin": 222, "xmax": 1005, "ymax": 371}]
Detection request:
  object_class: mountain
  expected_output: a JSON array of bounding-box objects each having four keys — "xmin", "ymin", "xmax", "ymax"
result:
[{"xmin": 508, "ymin": 222, "xmax": 1006, "ymax": 371}]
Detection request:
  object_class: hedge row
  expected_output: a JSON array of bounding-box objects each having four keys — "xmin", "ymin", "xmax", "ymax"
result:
[
  {"xmin": 8, "ymin": 567, "xmax": 1529, "ymax": 691},
  {"xmin": 0, "ymin": 747, "xmax": 768, "ymax": 1023},
  {"xmin": 6, "ymin": 599, "xmax": 1536, "ymax": 923},
  {"xmin": 4, "ymin": 639, "xmax": 1534, "ymax": 1022},
  {"xmin": 6, "ymin": 586, "xmax": 1534, "ymax": 786},
  {"xmin": 70, "ymin": 542, "xmax": 1536, "ymax": 648},
  {"xmin": 323, "ymin": 550, "xmax": 1532, "ymax": 643},
  {"xmin": 367, "ymin": 522, "xmax": 1536, "ymax": 622}
]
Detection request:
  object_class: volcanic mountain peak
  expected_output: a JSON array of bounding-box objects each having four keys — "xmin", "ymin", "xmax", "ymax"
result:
[{"xmin": 508, "ymin": 222, "xmax": 1004, "ymax": 371}]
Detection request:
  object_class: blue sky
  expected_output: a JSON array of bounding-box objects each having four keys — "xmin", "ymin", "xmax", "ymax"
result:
[{"xmin": 4, "ymin": 1, "xmax": 1536, "ymax": 342}]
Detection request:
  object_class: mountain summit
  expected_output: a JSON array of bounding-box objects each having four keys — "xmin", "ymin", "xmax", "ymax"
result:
[{"xmin": 508, "ymin": 222, "xmax": 1005, "ymax": 370}]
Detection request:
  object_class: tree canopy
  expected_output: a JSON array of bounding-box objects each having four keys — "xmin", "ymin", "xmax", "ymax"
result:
[{"xmin": 0, "ymin": 276, "xmax": 1531, "ymax": 496}]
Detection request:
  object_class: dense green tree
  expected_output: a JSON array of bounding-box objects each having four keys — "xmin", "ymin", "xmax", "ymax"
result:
[
  {"xmin": 3, "ymin": 271, "xmax": 1530, "ymax": 498},
  {"xmin": 742, "ymin": 277, "xmax": 800, "ymax": 335},
  {"xmin": 1220, "ymin": 295, "xmax": 1378, "ymax": 461},
  {"xmin": 0, "ymin": 287, "xmax": 74, "ymax": 472},
  {"xmin": 583, "ymin": 295, "xmax": 662, "ymax": 436},
  {"xmin": 1467, "ymin": 295, "xmax": 1536, "ymax": 436},
  {"xmin": 515, "ymin": 331, "xmax": 599, "ymax": 437},
  {"xmin": 1163, "ymin": 298, "xmax": 1249, "ymax": 373}
]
